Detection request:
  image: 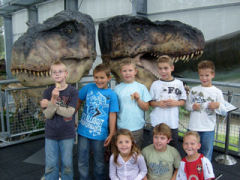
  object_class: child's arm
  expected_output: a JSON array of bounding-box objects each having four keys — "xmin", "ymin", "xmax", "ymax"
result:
[
  {"xmin": 109, "ymin": 155, "xmax": 120, "ymax": 180},
  {"xmin": 40, "ymin": 87, "xmax": 60, "ymax": 119},
  {"xmin": 75, "ymin": 99, "xmax": 83, "ymax": 112},
  {"xmin": 171, "ymin": 169, "xmax": 178, "ymax": 180},
  {"xmin": 149, "ymin": 100, "xmax": 168, "ymax": 108},
  {"xmin": 150, "ymin": 99, "xmax": 185, "ymax": 108},
  {"xmin": 104, "ymin": 112, "xmax": 117, "ymax": 147},
  {"xmin": 208, "ymin": 102, "xmax": 220, "ymax": 110},
  {"xmin": 135, "ymin": 155, "xmax": 148, "ymax": 180},
  {"xmin": 132, "ymin": 92, "xmax": 149, "ymax": 111},
  {"xmin": 164, "ymin": 99, "xmax": 185, "ymax": 107}
]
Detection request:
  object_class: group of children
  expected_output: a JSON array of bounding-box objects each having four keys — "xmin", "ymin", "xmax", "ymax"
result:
[{"xmin": 40, "ymin": 55, "xmax": 226, "ymax": 180}]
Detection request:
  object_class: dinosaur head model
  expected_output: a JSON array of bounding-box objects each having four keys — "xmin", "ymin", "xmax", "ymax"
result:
[
  {"xmin": 11, "ymin": 10, "xmax": 96, "ymax": 86},
  {"xmin": 98, "ymin": 15, "xmax": 205, "ymax": 88}
]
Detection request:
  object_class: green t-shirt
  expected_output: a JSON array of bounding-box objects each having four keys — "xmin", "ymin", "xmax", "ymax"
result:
[{"xmin": 142, "ymin": 144, "xmax": 181, "ymax": 180}]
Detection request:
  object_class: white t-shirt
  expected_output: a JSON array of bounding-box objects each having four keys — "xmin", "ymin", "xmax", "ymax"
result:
[
  {"xmin": 150, "ymin": 78, "xmax": 187, "ymax": 129},
  {"xmin": 185, "ymin": 85, "xmax": 226, "ymax": 131}
]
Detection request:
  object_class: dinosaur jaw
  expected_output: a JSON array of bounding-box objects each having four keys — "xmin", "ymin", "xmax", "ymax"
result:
[
  {"xmin": 109, "ymin": 50, "xmax": 203, "ymax": 89},
  {"xmin": 11, "ymin": 58, "xmax": 93, "ymax": 86}
]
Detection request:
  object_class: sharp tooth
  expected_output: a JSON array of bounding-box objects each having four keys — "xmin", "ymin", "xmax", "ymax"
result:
[
  {"xmin": 20, "ymin": 69, "xmax": 23, "ymax": 73},
  {"xmin": 172, "ymin": 57, "xmax": 176, "ymax": 62},
  {"xmin": 16, "ymin": 69, "xmax": 19, "ymax": 74},
  {"xmin": 190, "ymin": 53, "xmax": 194, "ymax": 58},
  {"xmin": 40, "ymin": 72, "xmax": 44, "ymax": 76},
  {"xmin": 11, "ymin": 70, "xmax": 15, "ymax": 75},
  {"xmin": 200, "ymin": 50, "xmax": 203, "ymax": 55},
  {"xmin": 186, "ymin": 55, "xmax": 189, "ymax": 60},
  {"xmin": 182, "ymin": 55, "xmax": 186, "ymax": 60},
  {"xmin": 37, "ymin": 72, "xmax": 39, "ymax": 76},
  {"xmin": 24, "ymin": 69, "xmax": 27, "ymax": 73},
  {"xmin": 175, "ymin": 57, "xmax": 179, "ymax": 63},
  {"xmin": 33, "ymin": 71, "xmax": 36, "ymax": 76}
]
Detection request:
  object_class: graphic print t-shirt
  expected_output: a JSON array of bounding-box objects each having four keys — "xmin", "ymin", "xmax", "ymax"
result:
[
  {"xmin": 77, "ymin": 83, "xmax": 119, "ymax": 140},
  {"xmin": 43, "ymin": 85, "xmax": 78, "ymax": 140}
]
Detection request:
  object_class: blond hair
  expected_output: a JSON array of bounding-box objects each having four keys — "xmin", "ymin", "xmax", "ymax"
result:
[
  {"xmin": 50, "ymin": 60, "xmax": 67, "ymax": 72},
  {"xmin": 119, "ymin": 58, "xmax": 136, "ymax": 70},
  {"xmin": 198, "ymin": 60, "xmax": 215, "ymax": 73},
  {"xmin": 183, "ymin": 131, "xmax": 200, "ymax": 143},
  {"xmin": 111, "ymin": 129, "xmax": 141, "ymax": 166},
  {"xmin": 157, "ymin": 55, "xmax": 173, "ymax": 66},
  {"xmin": 93, "ymin": 63, "xmax": 111, "ymax": 77},
  {"xmin": 153, "ymin": 123, "xmax": 172, "ymax": 139}
]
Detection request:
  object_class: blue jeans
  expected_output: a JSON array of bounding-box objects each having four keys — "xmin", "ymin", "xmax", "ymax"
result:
[
  {"xmin": 78, "ymin": 135, "xmax": 105, "ymax": 180},
  {"xmin": 45, "ymin": 138, "xmax": 74, "ymax": 180},
  {"xmin": 198, "ymin": 131, "xmax": 215, "ymax": 161}
]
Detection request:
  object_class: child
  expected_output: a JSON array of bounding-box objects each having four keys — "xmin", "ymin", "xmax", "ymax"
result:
[
  {"xmin": 40, "ymin": 61, "xmax": 78, "ymax": 180},
  {"xmin": 149, "ymin": 55, "xmax": 187, "ymax": 150},
  {"xmin": 109, "ymin": 129, "xmax": 147, "ymax": 179},
  {"xmin": 114, "ymin": 59, "xmax": 152, "ymax": 148},
  {"xmin": 76, "ymin": 64, "xmax": 119, "ymax": 179},
  {"xmin": 142, "ymin": 123, "xmax": 181, "ymax": 180},
  {"xmin": 185, "ymin": 60, "xmax": 226, "ymax": 161},
  {"xmin": 176, "ymin": 131, "xmax": 215, "ymax": 180}
]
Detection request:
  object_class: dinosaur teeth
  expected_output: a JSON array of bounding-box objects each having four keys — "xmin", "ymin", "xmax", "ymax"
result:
[{"xmin": 191, "ymin": 53, "xmax": 194, "ymax": 59}]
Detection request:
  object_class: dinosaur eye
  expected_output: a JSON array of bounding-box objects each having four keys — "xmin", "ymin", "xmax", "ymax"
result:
[
  {"xmin": 136, "ymin": 27, "xmax": 141, "ymax": 32},
  {"xmin": 59, "ymin": 23, "xmax": 77, "ymax": 38}
]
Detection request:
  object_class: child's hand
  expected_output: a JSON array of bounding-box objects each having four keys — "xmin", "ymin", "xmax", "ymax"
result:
[
  {"xmin": 51, "ymin": 88, "xmax": 59, "ymax": 101},
  {"xmin": 192, "ymin": 103, "xmax": 201, "ymax": 111},
  {"xmin": 208, "ymin": 102, "xmax": 220, "ymax": 110},
  {"xmin": 104, "ymin": 134, "xmax": 113, "ymax": 147},
  {"xmin": 40, "ymin": 99, "xmax": 49, "ymax": 108},
  {"xmin": 142, "ymin": 176, "xmax": 148, "ymax": 180},
  {"xmin": 164, "ymin": 99, "xmax": 179, "ymax": 107},
  {"xmin": 131, "ymin": 92, "xmax": 140, "ymax": 101},
  {"xmin": 157, "ymin": 100, "xmax": 168, "ymax": 108}
]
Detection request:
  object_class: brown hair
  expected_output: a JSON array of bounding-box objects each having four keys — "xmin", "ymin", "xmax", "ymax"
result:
[
  {"xmin": 153, "ymin": 123, "xmax": 172, "ymax": 139},
  {"xmin": 50, "ymin": 60, "xmax": 67, "ymax": 72},
  {"xmin": 183, "ymin": 131, "xmax": 200, "ymax": 143},
  {"xmin": 157, "ymin": 55, "xmax": 173, "ymax": 66},
  {"xmin": 93, "ymin": 63, "xmax": 111, "ymax": 77},
  {"xmin": 119, "ymin": 58, "xmax": 136, "ymax": 70},
  {"xmin": 111, "ymin": 129, "xmax": 141, "ymax": 166},
  {"xmin": 198, "ymin": 60, "xmax": 215, "ymax": 73}
]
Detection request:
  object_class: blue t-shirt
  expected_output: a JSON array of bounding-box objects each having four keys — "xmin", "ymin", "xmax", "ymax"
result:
[
  {"xmin": 114, "ymin": 81, "xmax": 152, "ymax": 131},
  {"xmin": 77, "ymin": 83, "xmax": 119, "ymax": 140}
]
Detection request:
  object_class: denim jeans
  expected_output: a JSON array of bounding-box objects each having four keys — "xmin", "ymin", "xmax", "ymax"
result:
[
  {"xmin": 198, "ymin": 131, "xmax": 215, "ymax": 161},
  {"xmin": 78, "ymin": 135, "xmax": 105, "ymax": 180},
  {"xmin": 45, "ymin": 138, "xmax": 74, "ymax": 180}
]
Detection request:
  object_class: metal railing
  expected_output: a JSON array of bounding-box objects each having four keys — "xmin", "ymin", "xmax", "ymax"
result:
[
  {"xmin": 177, "ymin": 78, "xmax": 240, "ymax": 156},
  {"xmin": 1, "ymin": 77, "xmax": 240, "ymax": 156}
]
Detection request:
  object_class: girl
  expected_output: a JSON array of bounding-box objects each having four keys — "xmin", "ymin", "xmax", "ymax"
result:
[{"xmin": 109, "ymin": 129, "xmax": 147, "ymax": 180}]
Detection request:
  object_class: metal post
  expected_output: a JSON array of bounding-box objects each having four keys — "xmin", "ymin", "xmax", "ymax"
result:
[
  {"xmin": 5, "ymin": 89, "xmax": 10, "ymax": 137},
  {"xmin": 0, "ymin": 85, "xmax": 5, "ymax": 132},
  {"xmin": 215, "ymin": 91, "xmax": 237, "ymax": 165}
]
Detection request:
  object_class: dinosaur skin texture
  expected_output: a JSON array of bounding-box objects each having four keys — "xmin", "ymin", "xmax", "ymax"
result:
[
  {"xmin": 11, "ymin": 10, "xmax": 96, "ymax": 87},
  {"xmin": 98, "ymin": 15, "xmax": 205, "ymax": 88}
]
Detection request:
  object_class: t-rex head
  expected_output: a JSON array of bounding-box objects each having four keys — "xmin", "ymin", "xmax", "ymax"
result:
[
  {"xmin": 11, "ymin": 10, "xmax": 96, "ymax": 86},
  {"xmin": 98, "ymin": 15, "xmax": 205, "ymax": 88}
]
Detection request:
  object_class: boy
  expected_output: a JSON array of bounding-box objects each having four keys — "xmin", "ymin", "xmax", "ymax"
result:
[
  {"xmin": 76, "ymin": 64, "xmax": 119, "ymax": 179},
  {"xmin": 114, "ymin": 59, "xmax": 152, "ymax": 148},
  {"xmin": 185, "ymin": 60, "xmax": 226, "ymax": 161},
  {"xmin": 176, "ymin": 131, "xmax": 215, "ymax": 180},
  {"xmin": 142, "ymin": 123, "xmax": 181, "ymax": 180},
  {"xmin": 149, "ymin": 55, "xmax": 187, "ymax": 150},
  {"xmin": 40, "ymin": 61, "xmax": 78, "ymax": 180}
]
